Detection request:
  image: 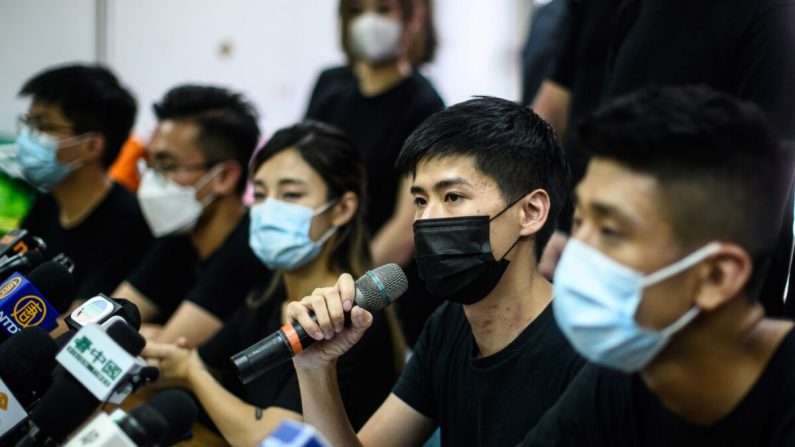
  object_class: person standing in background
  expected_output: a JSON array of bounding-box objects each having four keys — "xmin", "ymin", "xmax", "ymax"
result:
[{"xmin": 305, "ymin": 0, "xmax": 445, "ymax": 347}]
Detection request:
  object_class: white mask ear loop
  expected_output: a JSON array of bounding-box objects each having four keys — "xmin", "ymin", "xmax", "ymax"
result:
[
  {"xmin": 194, "ymin": 164, "xmax": 224, "ymax": 207},
  {"xmin": 642, "ymin": 242, "xmax": 722, "ymax": 287},
  {"xmin": 310, "ymin": 198, "xmax": 340, "ymax": 244}
]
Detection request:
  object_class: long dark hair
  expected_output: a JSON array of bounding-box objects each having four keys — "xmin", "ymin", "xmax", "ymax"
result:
[{"xmin": 251, "ymin": 120, "xmax": 371, "ymax": 278}]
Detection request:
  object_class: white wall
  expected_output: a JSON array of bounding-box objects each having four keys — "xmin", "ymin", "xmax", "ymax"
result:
[
  {"xmin": 0, "ymin": 0, "xmax": 97, "ymax": 138},
  {"xmin": 0, "ymin": 0, "xmax": 532, "ymax": 140}
]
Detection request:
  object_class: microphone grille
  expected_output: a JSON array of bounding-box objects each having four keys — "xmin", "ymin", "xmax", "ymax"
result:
[{"xmin": 354, "ymin": 264, "xmax": 408, "ymax": 311}]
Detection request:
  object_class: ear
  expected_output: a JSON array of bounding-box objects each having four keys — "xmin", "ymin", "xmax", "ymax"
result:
[
  {"xmin": 209, "ymin": 161, "xmax": 242, "ymax": 196},
  {"xmin": 518, "ymin": 189, "xmax": 551, "ymax": 237},
  {"xmin": 330, "ymin": 191, "xmax": 358, "ymax": 228},
  {"xmin": 693, "ymin": 243, "xmax": 752, "ymax": 311},
  {"xmin": 80, "ymin": 133, "xmax": 106, "ymax": 164}
]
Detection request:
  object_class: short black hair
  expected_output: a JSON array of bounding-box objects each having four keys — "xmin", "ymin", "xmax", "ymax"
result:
[
  {"xmin": 19, "ymin": 64, "xmax": 137, "ymax": 168},
  {"xmin": 396, "ymin": 96, "xmax": 571, "ymax": 260},
  {"xmin": 578, "ymin": 85, "xmax": 791, "ymax": 273},
  {"xmin": 153, "ymin": 85, "xmax": 260, "ymax": 194}
]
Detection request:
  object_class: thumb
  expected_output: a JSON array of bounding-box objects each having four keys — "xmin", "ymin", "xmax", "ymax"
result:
[{"xmin": 349, "ymin": 306, "xmax": 373, "ymax": 333}]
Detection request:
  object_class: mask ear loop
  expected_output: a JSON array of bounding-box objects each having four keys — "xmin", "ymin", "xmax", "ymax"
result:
[
  {"xmin": 310, "ymin": 197, "xmax": 341, "ymax": 244},
  {"xmin": 193, "ymin": 164, "xmax": 225, "ymax": 207},
  {"xmin": 489, "ymin": 191, "xmax": 533, "ymax": 261}
]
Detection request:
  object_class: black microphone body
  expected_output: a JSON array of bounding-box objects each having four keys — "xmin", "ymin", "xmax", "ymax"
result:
[{"xmin": 232, "ymin": 264, "xmax": 408, "ymax": 384}]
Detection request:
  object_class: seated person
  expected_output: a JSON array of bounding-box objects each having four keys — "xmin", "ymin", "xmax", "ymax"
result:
[
  {"xmin": 18, "ymin": 64, "xmax": 152, "ymax": 300},
  {"xmin": 286, "ymin": 97, "xmax": 584, "ymax": 447},
  {"xmin": 114, "ymin": 85, "xmax": 269, "ymax": 346},
  {"xmin": 520, "ymin": 86, "xmax": 795, "ymax": 446},
  {"xmin": 143, "ymin": 122, "xmax": 402, "ymax": 446}
]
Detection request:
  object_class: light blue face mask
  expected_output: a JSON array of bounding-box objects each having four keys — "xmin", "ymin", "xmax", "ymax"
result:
[
  {"xmin": 249, "ymin": 198, "xmax": 337, "ymax": 271},
  {"xmin": 15, "ymin": 126, "xmax": 87, "ymax": 191},
  {"xmin": 552, "ymin": 239, "xmax": 721, "ymax": 373}
]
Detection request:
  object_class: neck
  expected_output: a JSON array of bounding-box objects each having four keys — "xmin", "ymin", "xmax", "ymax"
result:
[
  {"xmin": 641, "ymin": 297, "xmax": 793, "ymax": 425},
  {"xmin": 354, "ymin": 59, "xmax": 412, "ymax": 97},
  {"xmin": 283, "ymin": 242, "xmax": 340, "ymax": 302},
  {"xmin": 189, "ymin": 194, "xmax": 245, "ymax": 259},
  {"xmin": 463, "ymin": 247, "xmax": 553, "ymax": 358},
  {"xmin": 51, "ymin": 165, "xmax": 112, "ymax": 228}
]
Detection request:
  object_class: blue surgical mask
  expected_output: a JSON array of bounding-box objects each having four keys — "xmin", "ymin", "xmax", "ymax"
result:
[
  {"xmin": 15, "ymin": 126, "xmax": 87, "ymax": 191},
  {"xmin": 249, "ymin": 198, "xmax": 337, "ymax": 270},
  {"xmin": 553, "ymin": 239, "xmax": 721, "ymax": 373}
]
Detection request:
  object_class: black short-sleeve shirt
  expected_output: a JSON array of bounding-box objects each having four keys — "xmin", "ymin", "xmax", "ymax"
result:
[
  {"xmin": 393, "ymin": 301, "xmax": 584, "ymax": 447},
  {"xmin": 198, "ymin": 285, "xmax": 400, "ymax": 431},
  {"xmin": 126, "ymin": 212, "xmax": 271, "ymax": 323},
  {"xmin": 21, "ymin": 182, "xmax": 153, "ymax": 299},
  {"xmin": 520, "ymin": 329, "xmax": 795, "ymax": 447},
  {"xmin": 305, "ymin": 66, "xmax": 444, "ymax": 235}
]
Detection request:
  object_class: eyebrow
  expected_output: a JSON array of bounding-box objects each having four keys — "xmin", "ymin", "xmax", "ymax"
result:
[
  {"xmin": 277, "ymin": 178, "xmax": 306, "ymax": 186},
  {"xmin": 410, "ymin": 177, "xmax": 473, "ymax": 195}
]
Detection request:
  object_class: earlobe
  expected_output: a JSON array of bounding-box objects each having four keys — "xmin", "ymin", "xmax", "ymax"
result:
[{"xmin": 693, "ymin": 246, "xmax": 752, "ymax": 311}]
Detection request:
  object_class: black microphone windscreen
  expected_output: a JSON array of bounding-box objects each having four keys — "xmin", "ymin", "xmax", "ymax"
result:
[
  {"xmin": 124, "ymin": 405, "xmax": 169, "ymax": 446},
  {"xmin": 30, "ymin": 372, "xmax": 99, "ymax": 440},
  {"xmin": 355, "ymin": 263, "xmax": 408, "ymax": 311},
  {"xmin": 111, "ymin": 298, "xmax": 142, "ymax": 330},
  {"xmin": 27, "ymin": 261, "xmax": 74, "ymax": 313},
  {"xmin": 105, "ymin": 320, "xmax": 145, "ymax": 356},
  {"xmin": 146, "ymin": 389, "xmax": 198, "ymax": 445},
  {"xmin": 0, "ymin": 327, "xmax": 57, "ymax": 406}
]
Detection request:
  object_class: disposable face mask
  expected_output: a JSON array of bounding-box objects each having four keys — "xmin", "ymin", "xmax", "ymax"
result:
[
  {"xmin": 15, "ymin": 126, "xmax": 88, "ymax": 191},
  {"xmin": 348, "ymin": 12, "xmax": 403, "ymax": 63},
  {"xmin": 413, "ymin": 197, "xmax": 523, "ymax": 305},
  {"xmin": 553, "ymin": 239, "xmax": 721, "ymax": 372},
  {"xmin": 249, "ymin": 198, "xmax": 337, "ymax": 270},
  {"xmin": 137, "ymin": 167, "xmax": 219, "ymax": 237}
]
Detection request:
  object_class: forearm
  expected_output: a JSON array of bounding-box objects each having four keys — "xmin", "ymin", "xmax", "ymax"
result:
[
  {"xmin": 295, "ymin": 364, "xmax": 362, "ymax": 447},
  {"xmin": 188, "ymin": 367, "xmax": 300, "ymax": 447}
]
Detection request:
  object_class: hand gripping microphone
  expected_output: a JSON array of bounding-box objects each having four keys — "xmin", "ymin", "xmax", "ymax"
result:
[
  {"xmin": 64, "ymin": 389, "xmax": 198, "ymax": 447},
  {"xmin": 232, "ymin": 264, "xmax": 408, "ymax": 384}
]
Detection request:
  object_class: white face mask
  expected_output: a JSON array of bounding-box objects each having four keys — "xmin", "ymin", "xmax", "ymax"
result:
[
  {"xmin": 348, "ymin": 12, "xmax": 403, "ymax": 63},
  {"xmin": 136, "ymin": 167, "xmax": 220, "ymax": 237}
]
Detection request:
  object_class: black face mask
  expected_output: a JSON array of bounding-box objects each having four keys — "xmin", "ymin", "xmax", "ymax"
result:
[{"xmin": 413, "ymin": 200, "xmax": 522, "ymax": 305}]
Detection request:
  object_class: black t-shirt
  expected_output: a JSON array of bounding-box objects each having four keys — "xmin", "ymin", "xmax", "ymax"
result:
[
  {"xmin": 393, "ymin": 301, "xmax": 584, "ymax": 447},
  {"xmin": 21, "ymin": 182, "xmax": 153, "ymax": 299},
  {"xmin": 198, "ymin": 285, "xmax": 400, "ymax": 431},
  {"xmin": 126, "ymin": 212, "xmax": 270, "ymax": 323},
  {"xmin": 305, "ymin": 66, "xmax": 444, "ymax": 235},
  {"xmin": 520, "ymin": 329, "xmax": 795, "ymax": 446}
]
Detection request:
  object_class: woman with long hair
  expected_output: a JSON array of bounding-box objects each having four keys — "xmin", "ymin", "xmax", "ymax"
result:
[{"xmin": 144, "ymin": 121, "xmax": 401, "ymax": 446}]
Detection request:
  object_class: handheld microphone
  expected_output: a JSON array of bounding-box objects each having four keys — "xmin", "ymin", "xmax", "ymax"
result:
[
  {"xmin": 17, "ymin": 321, "xmax": 147, "ymax": 445},
  {"xmin": 64, "ymin": 389, "xmax": 198, "ymax": 447},
  {"xmin": 0, "ymin": 328, "xmax": 58, "ymax": 441},
  {"xmin": 0, "ymin": 230, "xmax": 47, "ymax": 279},
  {"xmin": 232, "ymin": 264, "xmax": 408, "ymax": 384},
  {"xmin": 65, "ymin": 295, "xmax": 142, "ymax": 331},
  {"xmin": 0, "ymin": 261, "xmax": 74, "ymax": 340},
  {"xmin": 0, "ymin": 229, "xmax": 45, "ymax": 263},
  {"xmin": 260, "ymin": 421, "xmax": 330, "ymax": 447}
]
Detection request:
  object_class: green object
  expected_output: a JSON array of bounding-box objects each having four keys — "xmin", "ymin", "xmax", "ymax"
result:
[
  {"xmin": 0, "ymin": 174, "xmax": 34, "ymax": 235},
  {"xmin": 0, "ymin": 138, "xmax": 35, "ymax": 235}
]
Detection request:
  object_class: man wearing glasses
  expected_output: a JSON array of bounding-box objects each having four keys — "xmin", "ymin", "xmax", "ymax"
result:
[
  {"xmin": 18, "ymin": 64, "xmax": 153, "ymax": 302},
  {"xmin": 112, "ymin": 85, "xmax": 272, "ymax": 347}
]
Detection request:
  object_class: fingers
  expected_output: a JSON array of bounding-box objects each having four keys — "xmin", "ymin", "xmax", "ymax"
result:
[
  {"xmin": 337, "ymin": 273, "xmax": 356, "ymax": 312},
  {"xmin": 142, "ymin": 341, "xmax": 176, "ymax": 360},
  {"xmin": 350, "ymin": 306, "xmax": 373, "ymax": 332}
]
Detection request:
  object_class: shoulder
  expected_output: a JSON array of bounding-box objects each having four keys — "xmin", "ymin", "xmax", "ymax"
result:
[
  {"xmin": 312, "ymin": 66, "xmax": 356, "ymax": 95},
  {"xmin": 404, "ymin": 72, "xmax": 445, "ymax": 111}
]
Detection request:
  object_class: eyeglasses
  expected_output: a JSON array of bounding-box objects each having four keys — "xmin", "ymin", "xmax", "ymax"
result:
[
  {"xmin": 17, "ymin": 114, "xmax": 76, "ymax": 136},
  {"xmin": 141, "ymin": 159, "xmax": 219, "ymax": 177}
]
